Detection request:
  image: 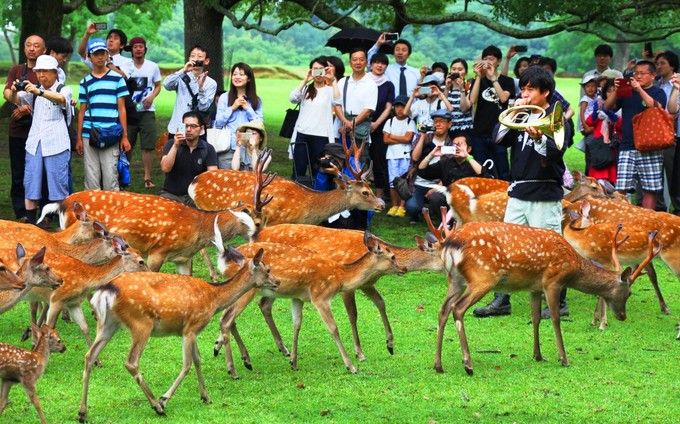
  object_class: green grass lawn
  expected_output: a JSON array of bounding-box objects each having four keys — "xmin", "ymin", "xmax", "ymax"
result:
[{"xmin": 0, "ymin": 77, "xmax": 679, "ymax": 423}]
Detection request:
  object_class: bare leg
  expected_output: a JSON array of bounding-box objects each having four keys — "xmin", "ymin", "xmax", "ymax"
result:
[
  {"xmin": 530, "ymin": 291, "xmax": 543, "ymax": 361},
  {"xmin": 341, "ymin": 291, "xmax": 364, "ymax": 361},
  {"xmin": 259, "ymin": 297, "xmax": 290, "ymax": 356},
  {"xmin": 289, "ymin": 299, "xmax": 304, "ymax": 370},
  {"xmin": 311, "ymin": 297, "xmax": 357, "ymax": 373},
  {"xmin": 160, "ymin": 335, "xmax": 195, "ymax": 409},
  {"xmin": 546, "ymin": 286, "xmax": 569, "ymax": 366},
  {"xmin": 361, "ymin": 286, "xmax": 394, "ymax": 356}
]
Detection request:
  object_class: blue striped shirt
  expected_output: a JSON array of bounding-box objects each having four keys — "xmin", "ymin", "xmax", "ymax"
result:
[{"xmin": 78, "ymin": 70, "xmax": 128, "ymax": 138}]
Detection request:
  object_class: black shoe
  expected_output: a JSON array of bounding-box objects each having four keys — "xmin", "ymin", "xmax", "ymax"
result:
[
  {"xmin": 473, "ymin": 294, "xmax": 511, "ymax": 317},
  {"xmin": 540, "ymin": 303, "xmax": 569, "ymax": 319}
]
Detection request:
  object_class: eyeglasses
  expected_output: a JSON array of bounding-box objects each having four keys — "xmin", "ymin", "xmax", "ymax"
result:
[
  {"xmin": 184, "ymin": 124, "xmax": 201, "ymax": 129},
  {"xmin": 634, "ymin": 71, "xmax": 652, "ymax": 76}
]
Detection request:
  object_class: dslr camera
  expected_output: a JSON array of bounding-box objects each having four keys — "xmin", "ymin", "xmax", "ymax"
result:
[
  {"xmin": 448, "ymin": 72, "xmax": 460, "ymax": 80},
  {"xmin": 419, "ymin": 121, "xmax": 434, "ymax": 133},
  {"xmin": 14, "ymin": 79, "xmax": 29, "ymax": 91}
]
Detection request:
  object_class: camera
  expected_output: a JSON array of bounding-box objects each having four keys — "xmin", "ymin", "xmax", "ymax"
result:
[
  {"xmin": 514, "ymin": 45, "xmax": 528, "ymax": 53},
  {"xmin": 385, "ymin": 32, "xmax": 400, "ymax": 41},
  {"xmin": 440, "ymin": 145, "xmax": 457, "ymax": 155},
  {"xmin": 419, "ymin": 86, "xmax": 432, "ymax": 96},
  {"xmin": 311, "ymin": 68, "xmax": 325, "ymax": 77},
  {"xmin": 238, "ymin": 131, "xmax": 253, "ymax": 145},
  {"xmin": 193, "ymin": 60, "xmax": 204, "ymax": 67},
  {"xmin": 419, "ymin": 122, "xmax": 434, "ymax": 133},
  {"xmin": 448, "ymin": 72, "xmax": 460, "ymax": 80},
  {"xmin": 94, "ymin": 22, "xmax": 107, "ymax": 30},
  {"xmin": 14, "ymin": 79, "xmax": 29, "ymax": 91}
]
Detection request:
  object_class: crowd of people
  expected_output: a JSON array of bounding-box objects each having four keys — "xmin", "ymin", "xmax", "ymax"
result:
[{"xmin": 3, "ymin": 28, "xmax": 680, "ymax": 289}]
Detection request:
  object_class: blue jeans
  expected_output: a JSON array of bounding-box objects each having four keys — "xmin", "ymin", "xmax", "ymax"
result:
[
  {"xmin": 470, "ymin": 134, "xmax": 510, "ymax": 181},
  {"xmin": 405, "ymin": 185, "xmax": 429, "ymax": 221}
]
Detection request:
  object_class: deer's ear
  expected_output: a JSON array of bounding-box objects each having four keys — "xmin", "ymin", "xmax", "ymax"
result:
[
  {"xmin": 252, "ymin": 248, "xmax": 265, "ymax": 267},
  {"xmin": 16, "ymin": 243, "xmax": 26, "ymax": 261},
  {"xmin": 93, "ymin": 221, "xmax": 109, "ymax": 238},
  {"xmin": 620, "ymin": 266, "xmax": 633, "ymax": 283},
  {"xmin": 73, "ymin": 201, "xmax": 88, "ymax": 221},
  {"xmin": 363, "ymin": 231, "xmax": 380, "ymax": 253},
  {"xmin": 30, "ymin": 247, "xmax": 46, "ymax": 266}
]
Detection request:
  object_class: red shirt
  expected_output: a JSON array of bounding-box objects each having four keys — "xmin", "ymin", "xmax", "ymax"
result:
[{"xmin": 4, "ymin": 63, "xmax": 39, "ymax": 138}]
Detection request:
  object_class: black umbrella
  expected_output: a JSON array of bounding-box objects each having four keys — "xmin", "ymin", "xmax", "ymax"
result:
[{"xmin": 325, "ymin": 28, "xmax": 394, "ymax": 55}]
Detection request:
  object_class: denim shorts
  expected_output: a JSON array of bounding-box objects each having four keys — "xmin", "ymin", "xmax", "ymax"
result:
[{"xmin": 24, "ymin": 143, "xmax": 70, "ymax": 201}]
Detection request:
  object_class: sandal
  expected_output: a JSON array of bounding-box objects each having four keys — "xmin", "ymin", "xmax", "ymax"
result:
[{"xmin": 144, "ymin": 179, "xmax": 156, "ymax": 189}]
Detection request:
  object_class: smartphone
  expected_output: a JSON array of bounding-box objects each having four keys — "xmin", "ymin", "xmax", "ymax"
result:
[
  {"xmin": 238, "ymin": 132, "xmax": 253, "ymax": 145},
  {"xmin": 615, "ymin": 78, "xmax": 633, "ymax": 98},
  {"xmin": 419, "ymin": 86, "xmax": 432, "ymax": 96},
  {"xmin": 193, "ymin": 60, "xmax": 204, "ymax": 67},
  {"xmin": 94, "ymin": 22, "xmax": 107, "ymax": 30},
  {"xmin": 644, "ymin": 42, "xmax": 653, "ymax": 55},
  {"xmin": 176, "ymin": 123, "xmax": 186, "ymax": 135},
  {"xmin": 514, "ymin": 45, "xmax": 528, "ymax": 53},
  {"xmin": 440, "ymin": 145, "xmax": 457, "ymax": 155},
  {"xmin": 385, "ymin": 32, "xmax": 400, "ymax": 41},
  {"xmin": 311, "ymin": 68, "xmax": 325, "ymax": 77}
]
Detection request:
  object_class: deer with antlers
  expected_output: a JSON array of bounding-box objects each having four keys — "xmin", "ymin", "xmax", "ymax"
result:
[
  {"xmin": 241, "ymin": 224, "xmax": 445, "ymax": 361},
  {"xmin": 429, "ymin": 210, "xmax": 659, "ymax": 375},
  {"xmin": 40, "ymin": 189, "xmax": 255, "ymax": 277},
  {"xmin": 213, "ymin": 221, "xmax": 406, "ymax": 378},
  {"xmin": 188, "ymin": 138, "xmax": 384, "ymax": 225},
  {"xmin": 77, "ymin": 244, "xmax": 278, "ymax": 421},
  {"xmin": 0, "ymin": 323, "xmax": 66, "ymax": 424}
]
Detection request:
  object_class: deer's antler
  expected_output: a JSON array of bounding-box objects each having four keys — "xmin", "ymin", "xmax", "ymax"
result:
[
  {"xmin": 610, "ymin": 223, "xmax": 629, "ymax": 274},
  {"xmin": 629, "ymin": 231, "xmax": 662, "ymax": 284},
  {"xmin": 254, "ymin": 149, "xmax": 275, "ymax": 223}
]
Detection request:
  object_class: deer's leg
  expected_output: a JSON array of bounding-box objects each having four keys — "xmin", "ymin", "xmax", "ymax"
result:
[
  {"xmin": 199, "ymin": 248, "xmax": 220, "ymax": 283},
  {"xmin": 592, "ymin": 297, "xmax": 608, "ymax": 331},
  {"xmin": 311, "ymin": 297, "xmax": 356, "ymax": 374},
  {"xmin": 160, "ymin": 335, "xmax": 195, "ymax": 409},
  {"xmin": 0, "ymin": 380, "xmax": 13, "ymax": 413},
  {"xmin": 175, "ymin": 259, "xmax": 192, "ymax": 276},
  {"xmin": 78, "ymin": 319, "xmax": 119, "ymax": 423},
  {"xmin": 124, "ymin": 324, "xmax": 163, "ymax": 415},
  {"xmin": 45, "ymin": 300, "xmax": 64, "ymax": 329},
  {"xmin": 289, "ymin": 298, "xmax": 304, "ymax": 371},
  {"xmin": 545, "ymin": 286, "xmax": 569, "ymax": 366},
  {"xmin": 21, "ymin": 302, "xmax": 42, "ymax": 341},
  {"xmin": 259, "ymin": 297, "xmax": 289, "ymax": 357},
  {"xmin": 191, "ymin": 340, "xmax": 211, "ymax": 404},
  {"xmin": 362, "ymin": 286, "xmax": 394, "ymax": 357},
  {"xmin": 219, "ymin": 308, "xmax": 239, "ymax": 379},
  {"xmin": 434, "ymin": 293, "xmax": 456, "ymax": 373},
  {"xmin": 530, "ymin": 291, "xmax": 543, "ymax": 361},
  {"xmin": 230, "ymin": 322, "xmax": 253, "ymax": 370},
  {"xmin": 145, "ymin": 253, "xmax": 165, "ymax": 272},
  {"xmin": 68, "ymin": 305, "xmax": 94, "ymax": 347},
  {"xmin": 451, "ymin": 288, "xmax": 488, "ymax": 376},
  {"xmin": 645, "ymin": 263, "xmax": 670, "ymax": 314},
  {"xmin": 36, "ymin": 303, "xmax": 49, "ymax": 326},
  {"xmin": 21, "ymin": 381, "xmax": 46, "ymax": 424},
  {"xmin": 342, "ymin": 290, "xmax": 366, "ymax": 361}
]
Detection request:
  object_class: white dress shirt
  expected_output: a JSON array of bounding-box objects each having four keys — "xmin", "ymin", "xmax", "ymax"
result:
[
  {"xmin": 367, "ymin": 45, "xmax": 419, "ymax": 95},
  {"xmin": 21, "ymin": 81, "xmax": 72, "ymax": 157}
]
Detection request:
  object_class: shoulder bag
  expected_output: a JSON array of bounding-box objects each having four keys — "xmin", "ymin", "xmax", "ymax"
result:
[
  {"xmin": 632, "ymin": 101, "xmax": 675, "ymax": 152},
  {"xmin": 84, "ymin": 75, "xmax": 123, "ymax": 149}
]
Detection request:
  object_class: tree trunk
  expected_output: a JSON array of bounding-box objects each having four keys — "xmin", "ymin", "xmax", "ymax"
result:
[
  {"xmin": 184, "ymin": 0, "xmax": 225, "ymax": 92},
  {"xmin": 20, "ymin": 0, "xmax": 65, "ymax": 63}
]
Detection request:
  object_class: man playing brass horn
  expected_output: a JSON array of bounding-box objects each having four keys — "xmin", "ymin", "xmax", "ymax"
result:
[{"xmin": 473, "ymin": 66, "xmax": 571, "ymax": 319}]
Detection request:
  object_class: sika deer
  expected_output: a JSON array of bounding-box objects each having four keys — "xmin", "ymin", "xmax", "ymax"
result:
[
  {"xmin": 0, "ymin": 323, "xmax": 66, "ymax": 424},
  {"xmin": 214, "ymin": 225, "xmax": 406, "ymax": 378},
  {"xmin": 77, "ymin": 247, "xmax": 278, "ymax": 421},
  {"xmin": 48, "ymin": 190, "xmax": 255, "ymax": 276},
  {"xmin": 432, "ymin": 220, "xmax": 658, "ymax": 375},
  {"xmin": 251, "ymin": 223, "xmax": 445, "ymax": 360}
]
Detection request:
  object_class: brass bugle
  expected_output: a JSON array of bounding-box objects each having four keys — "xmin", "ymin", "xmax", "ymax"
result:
[{"xmin": 498, "ymin": 102, "xmax": 565, "ymax": 149}]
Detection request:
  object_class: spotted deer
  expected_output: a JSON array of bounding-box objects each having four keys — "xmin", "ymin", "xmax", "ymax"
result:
[
  {"xmin": 0, "ymin": 323, "xmax": 66, "ymax": 424},
  {"xmin": 13, "ymin": 201, "xmax": 104, "ymax": 244},
  {"xmin": 187, "ymin": 141, "xmax": 385, "ymax": 225},
  {"xmin": 249, "ymin": 223, "xmax": 445, "ymax": 360},
  {"xmin": 43, "ymin": 190, "xmax": 255, "ymax": 276},
  {"xmin": 77, "ymin": 247, "xmax": 278, "ymax": 421},
  {"xmin": 0, "ymin": 257, "xmax": 25, "ymax": 292},
  {"xmin": 0, "ymin": 245, "xmax": 63, "ymax": 314},
  {"xmin": 213, "ymin": 224, "xmax": 406, "ymax": 378},
  {"xmin": 432, "ymin": 219, "xmax": 658, "ymax": 375}
]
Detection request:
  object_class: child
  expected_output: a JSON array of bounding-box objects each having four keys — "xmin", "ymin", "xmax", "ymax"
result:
[
  {"xmin": 233, "ymin": 120, "xmax": 270, "ymax": 171},
  {"xmin": 579, "ymin": 74, "xmax": 599, "ymax": 135},
  {"xmin": 383, "ymin": 95, "xmax": 416, "ymax": 217},
  {"xmin": 585, "ymin": 78, "xmax": 621, "ymax": 184}
]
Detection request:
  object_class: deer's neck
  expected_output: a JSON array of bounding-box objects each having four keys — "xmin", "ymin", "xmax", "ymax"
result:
[
  {"xmin": 338, "ymin": 254, "xmax": 382, "ymax": 291},
  {"xmin": 301, "ymin": 189, "xmax": 353, "ymax": 224},
  {"xmin": 206, "ymin": 266, "xmax": 255, "ymax": 312},
  {"xmin": 569, "ymin": 260, "xmax": 618, "ymax": 297},
  {"xmin": 80, "ymin": 256, "xmax": 126, "ymax": 290},
  {"xmin": 32, "ymin": 334, "xmax": 51, "ymax": 369}
]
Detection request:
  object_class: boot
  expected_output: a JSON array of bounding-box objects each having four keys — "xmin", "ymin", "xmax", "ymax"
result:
[
  {"xmin": 540, "ymin": 301, "xmax": 569, "ymax": 319},
  {"xmin": 473, "ymin": 293, "xmax": 511, "ymax": 317}
]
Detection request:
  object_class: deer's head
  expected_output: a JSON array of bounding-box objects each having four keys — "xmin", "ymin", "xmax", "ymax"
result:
[
  {"xmin": 364, "ymin": 232, "xmax": 406, "ymax": 275},
  {"xmin": 338, "ymin": 179, "xmax": 386, "ymax": 212},
  {"xmin": 32, "ymin": 323, "xmax": 66, "ymax": 353},
  {"xmin": 249, "ymin": 248, "xmax": 279, "ymax": 291},
  {"xmin": 0, "ymin": 256, "xmax": 24, "ymax": 291},
  {"xmin": 15, "ymin": 244, "xmax": 63, "ymax": 289},
  {"xmin": 112, "ymin": 237, "xmax": 148, "ymax": 272}
]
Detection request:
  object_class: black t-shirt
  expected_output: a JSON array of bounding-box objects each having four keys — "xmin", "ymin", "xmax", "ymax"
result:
[
  {"xmin": 471, "ymin": 74, "xmax": 515, "ymax": 136},
  {"xmin": 162, "ymin": 138, "xmax": 218, "ymax": 196}
]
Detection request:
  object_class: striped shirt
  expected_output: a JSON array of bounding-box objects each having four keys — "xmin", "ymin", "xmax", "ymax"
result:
[
  {"xmin": 447, "ymin": 89, "xmax": 473, "ymax": 131},
  {"xmin": 78, "ymin": 70, "xmax": 128, "ymax": 138}
]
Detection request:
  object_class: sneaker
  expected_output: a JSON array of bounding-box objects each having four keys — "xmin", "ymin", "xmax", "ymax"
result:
[
  {"xmin": 540, "ymin": 303, "xmax": 569, "ymax": 319},
  {"xmin": 473, "ymin": 294, "xmax": 511, "ymax": 317},
  {"xmin": 386, "ymin": 206, "xmax": 398, "ymax": 216},
  {"xmin": 394, "ymin": 206, "xmax": 406, "ymax": 217}
]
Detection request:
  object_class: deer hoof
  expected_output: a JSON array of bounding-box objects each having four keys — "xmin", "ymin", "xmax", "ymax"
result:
[
  {"xmin": 560, "ymin": 359, "xmax": 570, "ymax": 367},
  {"xmin": 347, "ymin": 365, "xmax": 357, "ymax": 374},
  {"xmin": 356, "ymin": 352, "xmax": 366, "ymax": 362},
  {"xmin": 77, "ymin": 411, "xmax": 88, "ymax": 423},
  {"xmin": 534, "ymin": 354, "xmax": 544, "ymax": 362},
  {"xmin": 213, "ymin": 346, "xmax": 221, "ymax": 357},
  {"xmin": 289, "ymin": 360, "xmax": 298, "ymax": 371},
  {"xmin": 279, "ymin": 347, "xmax": 290, "ymax": 357},
  {"xmin": 662, "ymin": 306, "xmax": 671, "ymax": 315},
  {"xmin": 387, "ymin": 344, "xmax": 394, "ymax": 355},
  {"xmin": 464, "ymin": 366, "xmax": 474, "ymax": 376},
  {"xmin": 228, "ymin": 370, "xmax": 240, "ymax": 380},
  {"xmin": 20, "ymin": 327, "xmax": 31, "ymax": 342},
  {"xmin": 201, "ymin": 395, "xmax": 212, "ymax": 405},
  {"xmin": 243, "ymin": 361, "xmax": 253, "ymax": 371},
  {"xmin": 434, "ymin": 364, "xmax": 444, "ymax": 374}
]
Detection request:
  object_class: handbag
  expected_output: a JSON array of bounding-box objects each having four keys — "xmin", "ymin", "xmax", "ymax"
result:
[
  {"xmin": 585, "ymin": 135, "xmax": 617, "ymax": 169},
  {"xmin": 632, "ymin": 101, "xmax": 676, "ymax": 152},
  {"xmin": 393, "ymin": 168, "xmax": 416, "ymax": 201},
  {"xmin": 279, "ymin": 104, "xmax": 300, "ymax": 138},
  {"xmin": 206, "ymin": 127, "xmax": 231, "ymax": 153}
]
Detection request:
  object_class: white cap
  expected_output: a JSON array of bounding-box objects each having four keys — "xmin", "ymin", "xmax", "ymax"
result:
[
  {"xmin": 33, "ymin": 55, "xmax": 59, "ymax": 71},
  {"xmin": 599, "ymin": 69, "xmax": 624, "ymax": 79},
  {"xmin": 580, "ymin": 74, "xmax": 598, "ymax": 85}
]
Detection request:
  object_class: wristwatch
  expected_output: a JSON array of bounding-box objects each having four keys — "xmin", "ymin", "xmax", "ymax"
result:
[
  {"xmin": 38, "ymin": 88, "xmax": 45, "ymax": 97},
  {"xmin": 489, "ymin": 78, "xmax": 498, "ymax": 83}
]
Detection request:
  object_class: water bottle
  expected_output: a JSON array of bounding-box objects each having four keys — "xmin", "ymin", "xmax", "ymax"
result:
[{"xmin": 118, "ymin": 153, "xmax": 131, "ymax": 187}]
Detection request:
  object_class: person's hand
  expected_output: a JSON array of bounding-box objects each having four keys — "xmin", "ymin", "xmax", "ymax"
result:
[
  {"xmin": 507, "ymin": 46, "xmax": 517, "ymax": 60},
  {"xmin": 142, "ymin": 96, "xmax": 153, "ymax": 110},
  {"xmin": 120, "ymin": 136, "xmax": 131, "ymax": 153},
  {"xmin": 454, "ymin": 145, "xmax": 468, "ymax": 160},
  {"xmin": 431, "ymin": 85, "xmax": 442, "ymax": 97},
  {"xmin": 671, "ymin": 73, "xmax": 680, "ymax": 90},
  {"xmin": 630, "ymin": 78, "xmax": 641, "ymax": 92},
  {"xmin": 183, "ymin": 60, "xmax": 195, "ymax": 73},
  {"xmin": 411, "ymin": 87, "xmax": 420, "ymax": 98},
  {"xmin": 305, "ymin": 68, "xmax": 312, "ymax": 82},
  {"xmin": 514, "ymin": 97, "xmax": 530, "ymax": 107},
  {"xmin": 232, "ymin": 95, "xmax": 248, "ymax": 110},
  {"xmin": 526, "ymin": 126, "xmax": 544, "ymax": 140},
  {"xmin": 24, "ymin": 81, "xmax": 39, "ymax": 96},
  {"xmin": 420, "ymin": 65, "xmax": 429, "ymax": 78},
  {"xmin": 85, "ymin": 23, "xmax": 97, "ymax": 36},
  {"xmin": 376, "ymin": 33, "xmax": 386, "ymax": 46},
  {"xmin": 174, "ymin": 132, "xmax": 186, "ymax": 146},
  {"xmin": 75, "ymin": 138, "xmax": 84, "ymax": 156},
  {"xmin": 324, "ymin": 65, "xmax": 336, "ymax": 83},
  {"xmin": 430, "ymin": 145, "xmax": 442, "ymax": 158},
  {"xmin": 484, "ymin": 63, "xmax": 495, "ymax": 79},
  {"xmin": 11, "ymin": 104, "xmax": 31, "ymax": 120},
  {"xmin": 582, "ymin": 124, "xmax": 594, "ymax": 134},
  {"xmin": 197, "ymin": 71, "xmax": 208, "ymax": 89},
  {"xmin": 370, "ymin": 121, "xmax": 379, "ymax": 132},
  {"xmin": 473, "ymin": 61, "xmax": 485, "ymax": 76}
]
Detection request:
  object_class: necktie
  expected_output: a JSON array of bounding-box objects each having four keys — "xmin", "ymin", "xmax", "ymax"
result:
[{"xmin": 399, "ymin": 66, "xmax": 407, "ymax": 97}]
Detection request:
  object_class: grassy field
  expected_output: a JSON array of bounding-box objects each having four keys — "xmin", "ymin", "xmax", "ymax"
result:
[{"xmin": 0, "ymin": 76, "xmax": 679, "ymax": 423}]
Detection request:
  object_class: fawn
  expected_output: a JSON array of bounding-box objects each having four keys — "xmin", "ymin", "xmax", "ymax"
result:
[{"xmin": 0, "ymin": 323, "xmax": 66, "ymax": 424}]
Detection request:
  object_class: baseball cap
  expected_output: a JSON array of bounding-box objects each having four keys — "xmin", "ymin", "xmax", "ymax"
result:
[{"xmin": 87, "ymin": 38, "xmax": 108, "ymax": 55}]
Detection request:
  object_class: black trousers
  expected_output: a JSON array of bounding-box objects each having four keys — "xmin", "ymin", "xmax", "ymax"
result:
[
  {"xmin": 292, "ymin": 133, "xmax": 329, "ymax": 179},
  {"xmin": 369, "ymin": 128, "xmax": 389, "ymax": 192},
  {"xmin": 8, "ymin": 136, "xmax": 27, "ymax": 219}
]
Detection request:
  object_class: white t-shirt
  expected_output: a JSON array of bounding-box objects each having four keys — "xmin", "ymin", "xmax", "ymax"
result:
[
  {"xmin": 410, "ymin": 97, "xmax": 445, "ymax": 126},
  {"xmin": 578, "ymin": 94, "xmax": 597, "ymax": 131},
  {"xmin": 121, "ymin": 59, "xmax": 162, "ymax": 112},
  {"xmin": 335, "ymin": 73, "xmax": 378, "ymax": 138},
  {"xmin": 383, "ymin": 116, "xmax": 416, "ymax": 159},
  {"xmin": 290, "ymin": 85, "xmax": 336, "ymax": 140}
]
